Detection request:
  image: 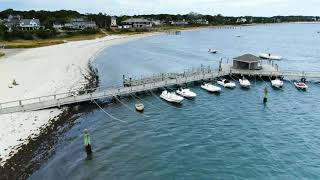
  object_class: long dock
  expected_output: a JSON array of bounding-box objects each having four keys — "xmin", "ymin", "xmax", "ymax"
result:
[{"xmin": 1, "ymin": 64, "xmax": 320, "ymax": 115}]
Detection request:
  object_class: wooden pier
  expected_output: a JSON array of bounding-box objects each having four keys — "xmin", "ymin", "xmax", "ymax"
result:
[{"xmin": 1, "ymin": 64, "xmax": 320, "ymax": 115}]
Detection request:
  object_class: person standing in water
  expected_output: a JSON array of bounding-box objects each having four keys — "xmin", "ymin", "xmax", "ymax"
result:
[
  {"xmin": 84, "ymin": 129, "xmax": 92, "ymax": 155},
  {"xmin": 264, "ymin": 87, "xmax": 268, "ymax": 103}
]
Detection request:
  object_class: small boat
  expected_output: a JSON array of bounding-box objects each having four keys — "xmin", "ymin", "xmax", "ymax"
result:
[
  {"xmin": 294, "ymin": 78, "xmax": 308, "ymax": 90},
  {"xmin": 271, "ymin": 78, "xmax": 284, "ymax": 88},
  {"xmin": 217, "ymin": 79, "xmax": 236, "ymax": 88},
  {"xmin": 176, "ymin": 88, "xmax": 197, "ymax": 98},
  {"xmin": 235, "ymin": 35, "xmax": 241, "ymax": 37},
  {"xmin": 135, "ymin": 103, "xmax": 144, "ymax": 112},
  {"xmin": 259, "ymin": 53, "xmax": 282, "ymax": 60},
  {"xmin": 208, "ymin": 49, "xmax": 218, "ymax": 54},
  {"xmin": 201, "ymin": 83, "xmax": 221, "ymax": 93},
  {"xmin": 294, "ymin": 82, "xmax": 308, "ymax": 90},
  {"xmin": 160, "ymin": 90, "xmax": 184, "ymax": 103},
  {"xmin": 239, "ymin": 78, "xmax": 251, "ymax": 88}
]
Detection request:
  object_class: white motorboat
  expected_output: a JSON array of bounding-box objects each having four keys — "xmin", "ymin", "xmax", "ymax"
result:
[
  {"xmin": 176, "ymin": 88, "xmax": 197, "ymax": 98},
  {"xmin": 217, "ymin": 79, "xmax": 236, "ymax": 88},
  {"xmin": 271, "ymin": 78, "xmax": 284, "ymax": 88},
  {"xmin": 294, "ymin": 82, "xmax": 308, "ymax": 90},
  {"xmin": 239, "ymin": 78, "xmax": 251, "ymax": 88},
  {"xmin": 160, "ymin": 90, "xmax": 184, "ymax": 103},
  {"xmin": 201, "ymin": 83, "xmax": 221, "ymax": 93},
  {"xmin": 259, "ymin": 53, "xmax": 282, "ymax": 60},
  {"xmin": 208, "ymin": 49, "xmax": 218, "ymax": 54}
]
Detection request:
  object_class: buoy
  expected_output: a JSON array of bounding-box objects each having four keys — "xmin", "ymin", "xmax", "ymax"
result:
[{"xmin": 83, "ymin": 129, "xmax": 92, "ymax": 156}]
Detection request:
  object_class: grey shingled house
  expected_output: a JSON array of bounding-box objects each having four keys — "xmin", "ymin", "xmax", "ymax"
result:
[{"xmin": 233, "ymin": 54, "xmax": 261, "ymax": 70}]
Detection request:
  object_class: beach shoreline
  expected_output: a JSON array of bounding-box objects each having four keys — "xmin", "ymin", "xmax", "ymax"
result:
[{"xmin": 0, "ymin": 32, "xmax": 160, "ymax": 179}]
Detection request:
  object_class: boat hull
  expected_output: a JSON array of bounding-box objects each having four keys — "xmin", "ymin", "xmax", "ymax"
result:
[
  {"xmin": 201, "ymin": 84, "xmax": 221, "ymax": 93},
  {"xmin": 135, "ymin": 104, "xmax": 144, "ymax": 112},
  {"xmin": 160, "ymin": 91, "xmax": 184, "ymax": 103},
  {"xmin": 176, "ymin": 89, "xmax": 197, "ymax": 98},
  {"xmin": 294, "ymin": 82, "xmax": 308, "ymax": 90}
]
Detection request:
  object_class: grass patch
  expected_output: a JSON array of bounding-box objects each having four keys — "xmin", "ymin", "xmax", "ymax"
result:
[
  {"xmin": 0, "ymin": 33, "xmax": 106, "ymax": 49},
  {"xmin": 0, "ymin": 51, "xmax": 4, "ymax": 57}
]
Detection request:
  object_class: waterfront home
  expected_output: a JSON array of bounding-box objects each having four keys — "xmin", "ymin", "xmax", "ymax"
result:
[
  {"xmin": 192, "ymin": 18, "xmax": 209, "ymax": 25},
  {"xmin": 110, "ymin": 16, "xmax": 117, "ymax": 29},
  {"xmin": 121, "ymin": 18, "xmax": 153, "ymax": 28},
  {"xmin": 236, "ymin": 17, "xmax": 247, "ymax": 23},
  {"xmin": 233, "ymin": 54, "xmax": 261, "ymax": 70},
  {"xmin": 53, "ymin": 23, "xmax": 63, "ymax": 30},
  {"xmin": 63, "ymin": 18, "xmax": 97, "ymax": 30},
  {"xmin": 171, "ymin": 19, "xmax": 189, "ymax": 25},
  {"xmin": 3, "ymin": 15, "xmax": 41, "ymax": 31},
  {"xmin": 19, "ymin": 18, "xmax": 41, "ymax": 30}
]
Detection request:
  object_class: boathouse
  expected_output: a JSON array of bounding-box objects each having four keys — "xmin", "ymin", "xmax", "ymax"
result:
[{"xmin": 233, "ymin": 54, "xmax": 261, "ymax": 70}]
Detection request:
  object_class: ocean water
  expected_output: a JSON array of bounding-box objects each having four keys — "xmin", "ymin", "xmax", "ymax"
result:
[{"xmin": 30, "ymin": 23, "xmax": 320, "ymax": 180}]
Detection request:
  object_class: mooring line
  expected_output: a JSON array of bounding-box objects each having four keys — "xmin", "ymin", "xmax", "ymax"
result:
[
  {"xmin": 258, "ymin": 75, "xmax": 269, "ymax": 87},
  {"xmin": 114, "ymin": 96, "xmax": 150, "ymax": 118},
  {"xmin": 91, "ymin": 99, "xmax": 127, "ymax": 123}
]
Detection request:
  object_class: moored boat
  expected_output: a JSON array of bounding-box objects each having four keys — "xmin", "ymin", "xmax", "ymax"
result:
[
  {"xmin": 208, "ymin": 49, "xmax": 218, "ymax": 54},
  {"xmin": 294, "ymin": 78, "xmax": 308, "ymax": 90},
  {"xmin": 239, "ymin": 78, "xmax": 251, "ymax": 88},
  {"xmin": 217, "ymin": 79, "xmax": 236, "ymax": 88},
  {"xmin": 271, "ymin": 78, "xmax": 284, "ymax": 88},
  {"xmin": 201, "ymin": 83, "xmax": 221, "ymax": 93},
  {"xmin": 135, "ymin": 103, "xmax": 145, "ymax": 112},
  {"xmin": 294, "ymin": 82, "xmax": 308, "ymax": 90},
  {"xmin": 160, "ymin": 90, "xmax": 184, "ymax": 103},
  {"xmin": 176, "ymin": 88, "xmax": 197, "ymax": 98},
  {"xmin": 259, "ymin": 53, "xmax": 282, "ymax": 60}
]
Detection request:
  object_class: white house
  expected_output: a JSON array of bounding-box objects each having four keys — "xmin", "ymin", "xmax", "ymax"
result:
[
  {"xmin": 121, "ymin": 18, "xmax": 153, "ymax": 28},
  {"xmin": 63, "ymin": 18, "xmax": 97, "ymax": 29},
  {"xmin": 171, "ymin": 19, "xmax": 189, "ymax": 25},
  {"xmin": 236, "ymin": 17, "xmax": 247, "ymax": 23},
  {"xmin": 19, "ymin": 18, "xmax": 41, "ymax": 30},
  {"xmin": 110, "ymin": 17, "xmax": 117, "ymax": 27}
]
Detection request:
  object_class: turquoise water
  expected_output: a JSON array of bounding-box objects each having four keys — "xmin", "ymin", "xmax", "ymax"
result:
[{"xmin": 30, "ymin": 24, "xmax": 320, "ymax": 179}]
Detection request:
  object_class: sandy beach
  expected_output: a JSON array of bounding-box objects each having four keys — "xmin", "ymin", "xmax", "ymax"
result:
[{"xmin": 0, "ymin": 33, "xmax": 158, "ymax": 166}]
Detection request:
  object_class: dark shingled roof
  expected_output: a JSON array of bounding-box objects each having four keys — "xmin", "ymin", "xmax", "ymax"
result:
[{"xmin": 233, "ymin": 54, "xmax": 260, "ymax": 63}]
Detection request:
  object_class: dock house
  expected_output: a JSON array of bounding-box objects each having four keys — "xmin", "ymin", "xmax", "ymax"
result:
[{"xmin": 233, "ymin": 54, "xmax": 261, "ymax": 70}]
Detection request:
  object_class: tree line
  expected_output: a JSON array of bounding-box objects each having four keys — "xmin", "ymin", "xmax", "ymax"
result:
[{"xmin": 0, "ymin": 8, "xmax": 319, "ymax": 40}]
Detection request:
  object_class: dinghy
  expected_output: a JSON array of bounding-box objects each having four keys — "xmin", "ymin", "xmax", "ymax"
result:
[
  {"xmin": 208, "ymin": 49, "xmax": 218, "ymax": 54},
  {"xmin": 294, "ymin": 78, "xmax": 308, "ymax": 90},
  {"xmin": 259, "ymin": 53, "xmax": 282, "ymax": 60},
  {"xmin": 217, "ymin": 79, "xmax": 236, "ymax": 88},
  {"xmin": 160, "ymin": 90, "xmax": 184, "ymax": 103},
  {"xmin": 239, "ymin": 77, "xmax": 251, "ymax": 88},
  {"xmin": 294, "ymin": 82, "xmax": 308, "ymax": 90},
  {"xmin": 201, "ymin": 83, "xmax": 221, "ymax": 93},
  {"xmin": 176, "ymin": 88, "xmax": 197, "ymax": 98},
  {"xmin": 135, "ymin": 103, "xmax": 144, "ymax": 112},
  {"xmin": 271, "ymin": 78, "xmax": 284, "ymax": 88}
]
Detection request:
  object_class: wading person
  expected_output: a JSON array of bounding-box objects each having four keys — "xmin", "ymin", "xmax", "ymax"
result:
[
  {"xmin": 264, "ymin": 87, "xmax": 268, "ymax": 103},
  {"xmin": 83, "ymin": 129, "xmax": 92, "ymax": 156}
]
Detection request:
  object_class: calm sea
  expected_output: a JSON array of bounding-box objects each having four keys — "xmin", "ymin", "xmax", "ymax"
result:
[{"xmin": 30, "ymin": 23, "xmax": 320, "ymax": 180}]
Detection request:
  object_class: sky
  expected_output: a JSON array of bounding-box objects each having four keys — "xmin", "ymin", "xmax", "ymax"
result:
[{"xmin": 0, "ymin": 0, "xmax": 319, "ymax": 17}]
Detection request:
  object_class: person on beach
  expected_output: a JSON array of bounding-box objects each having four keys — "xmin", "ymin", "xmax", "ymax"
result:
[{"xmin": 83, "ymin": 129, "xmax": 92, "ymax": 156}]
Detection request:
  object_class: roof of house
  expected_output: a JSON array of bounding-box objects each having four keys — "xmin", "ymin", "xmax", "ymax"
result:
[
  {"xmin": 122, "ymin": 18, "xmax": 152, "ymax": 23},
  {"xmin": 233, "ymin": 54, "xmax": 260, "ymax": 63},
  {"xmin": 20, "ymin": 19, "xmax": 40, "ymax": 25}
]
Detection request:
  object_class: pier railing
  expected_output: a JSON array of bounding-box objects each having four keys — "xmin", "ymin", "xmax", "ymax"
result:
[{"xmin": 1, "ymin": 65, "xmax": 320, "ymax": 114}]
